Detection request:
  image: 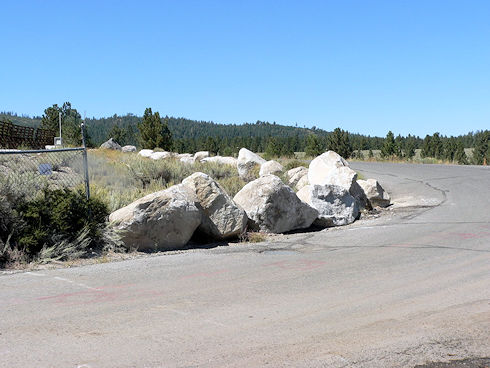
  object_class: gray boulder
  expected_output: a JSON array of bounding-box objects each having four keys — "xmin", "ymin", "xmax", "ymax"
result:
[
  {"xmin": 358, "ymin": 179, "xmax": 391, "ymax": 207},
  {"xmin": 259, "ymin": 160, "xmax": 284, "ymax": 176},
  {"xmin": 297, "ymin": 184, "xmax": 360, "ymax": 227},
  {"xmin": 182, "ymin": 172, "xmax": 247, "ymax": 239},
  {"xmin": 121, "ymin": 145, "xmax": 137, "ymax": 153},
  {"xmin": 233, "ymin": 175, "xmax": 318, "ymax": 233},
  {"xmin": 109, "ymin": 185, "xmax": 202, "ymax": 251},
  {"xmin": 100, "ymin": 138, "xmax": 122, "ymax": 151},
  {"xmin": 237, "ymin": 148, "xmax": 267, "ymax": 182}
]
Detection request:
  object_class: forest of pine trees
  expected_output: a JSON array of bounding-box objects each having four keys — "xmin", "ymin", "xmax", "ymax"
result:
[{"xmin": 0, "ymin": 104, "xmax": 488, "ymax": 165}]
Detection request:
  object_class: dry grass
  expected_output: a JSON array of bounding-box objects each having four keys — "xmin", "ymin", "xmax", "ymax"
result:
[{"xmin": 88, "ymin": 149, "xmax": 245, "ymax": 212}]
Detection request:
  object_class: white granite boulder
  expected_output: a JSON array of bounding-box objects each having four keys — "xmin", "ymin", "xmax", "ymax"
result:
[
  {"xmin": 237, "ymin": 148, "xmax": 267, "ymax": 182},
  {"xmin": 295, "ymin": 174, "xmax": 309, "ymax": 191},
  {"xmin": 201, "ymin": 156, "xmax": 238, "ymax": 166},
  {"xmin": 259, "ymin": 160, "xmax": 284, "ymax": 176},
  {"xmin": 109, "ymin": 185, "xmax": 202, "ymax": 251},
  {"xmin": 358, "ymin": 179, "xmax": 391, "ymax": 207},
  {"xmin": 121, "ymin": 145, "xmax": 137, "ymax": 153},
  {"xmin": 308, "ymin": 151, "xmax": 369, "ymax": 208},
  {"xmin": 182, "ymin": 172, "xmax": 247, "ymax": 239},
  {"xmin": 233, "ymin": 175, "xmax": 318, "ymax": 233},
  {"xmin": 286, "ymin": 166, "xmax": 308, "ymax": 187},
  {"xmin": 100, "ymin": 138, "xmax": 122, "ymax": 151},
  {"xmin": 138, "ymin": 149, "xmax": 154, "ymax": 158},
  {"xmin": 149, "ymin": 151, "xmax": 173, "ymax": 160},
  {"xmin": 297, "ymin": 184, "xmax": 360, "ymax": 227},
  {"xmin": 194, "ymin": 151, "xmax": 210, "ymax": 162}
]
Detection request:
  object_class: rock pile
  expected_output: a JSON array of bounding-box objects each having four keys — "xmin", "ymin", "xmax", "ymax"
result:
[{"xmin": 109, "ymin": 148, "xmax": 390, "ymax": 251}]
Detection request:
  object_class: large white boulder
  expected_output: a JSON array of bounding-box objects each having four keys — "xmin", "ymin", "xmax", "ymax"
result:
[
  {"xmin": 150, "ymin": 151, "xmax": 173, "ymax": 160},
  {"xmin": 201, "ymin": 156, "xmax": 238, "ymax": 166},
  {"xmin": 182, "ymin": 172, "xmax": 247, "ymax": 239},
  {"xmin": 233, "ymin": 175, "xmax": 318, "ymax": 233},
  {"xmin": 138, "ymin": 149, "xmax": 154, "ymax": 158},
  {"xmin": 121, "ymin": 145, "xmax": 137, "ymax": 153},
  {"xmin": 259, "ymin": 160, "xmax": 284, "ymax": 176},
  {"xmin": 286, "ymin": 166, "xmax": 308, "ymax": 187},
  {"xmin": 358, "ymin": 179, "xmax": 391, "ymax": 207},
  {"xmin": 194, "ymin": 151, "xmax": 210, "ymax": 162},
  {"xmin": 109, "ymin": 185, "xmax": 202, "ymax": 251},
  {"xmin": 237, "ymin": 148, "xmax": 267, "ymax": 182},
  {"xmin": 100, "ymin": 138, "xmax": 122, "ymax": 151},
  {"xmin": 308, "ymin": 151, "xmax": 353, "ymax": 186},
  {"xmin": 308, "ymin": 151, "xmax": 369, "ymax": 208},
  {"xmin": 297, "ymin": 184, "xmax": 360, "ymax": 227}
]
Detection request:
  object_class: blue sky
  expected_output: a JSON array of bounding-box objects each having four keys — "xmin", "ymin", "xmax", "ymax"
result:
[{"xmin": 1, "ymin": 0, "xmax": 489, "ymax": 137}]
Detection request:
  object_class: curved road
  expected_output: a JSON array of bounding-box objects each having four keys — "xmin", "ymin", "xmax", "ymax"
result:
[{"xmin": 1, "ymin": 162, "xmax": 489, "ymax": 367}]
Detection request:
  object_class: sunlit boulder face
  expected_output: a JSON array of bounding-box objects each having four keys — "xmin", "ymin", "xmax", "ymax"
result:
[
  {"xmin": 237, "ymin": 148, "xmax": 267, "ymax": 182},
  {"xmin": 109, "ymin": 184, "xmax": 202, "ymax": 251},
  {"xmin": 357, "ymin": 179, "xmax": 391, "ymax": 207},
  {"xmin": 182, "ymin": 172, "xmax": 247, "ymax": 239},
  {"xmin": 233, "ymin": 175, "xmax": 318, "ymax": 233},
  {"xmin": 297, "ymin": 184, "xmax": 360, "ymax": 227},
  {"xmin": 259, "ymin": 160, "xmax": 284, "ymax": 176},
  {"xmin": 308, "ymin": 151, "xmax": 369, "ymax": 209}
]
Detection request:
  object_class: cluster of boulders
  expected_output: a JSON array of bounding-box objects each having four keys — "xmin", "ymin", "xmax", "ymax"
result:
[
  {"xmin": 100, "ymin": 138, "xmax": 238, "ymax": 166},
  {"xmin": 108, "ymin": 147, "xmax": 391, "ymax": 252}
]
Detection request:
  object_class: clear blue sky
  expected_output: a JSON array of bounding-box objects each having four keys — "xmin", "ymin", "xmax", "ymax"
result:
[{"xmin": 1, "ymin": 0, "xmax": 489, "ymax": 137}]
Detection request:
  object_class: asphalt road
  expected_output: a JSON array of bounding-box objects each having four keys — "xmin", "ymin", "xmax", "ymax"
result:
[{"xmin": 1, "ymin": 162, "xmax": 489, "ymax": 368}]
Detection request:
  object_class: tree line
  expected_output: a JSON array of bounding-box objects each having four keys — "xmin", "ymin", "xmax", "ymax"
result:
[{"xmin": 0, "ymin": 103, "xmax": 488, "ymax": 164}]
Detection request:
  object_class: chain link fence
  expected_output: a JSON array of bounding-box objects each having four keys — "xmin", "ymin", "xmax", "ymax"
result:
[{"xmin": 0, "ymin": 148, "xmax": 89, "ymax": 200}]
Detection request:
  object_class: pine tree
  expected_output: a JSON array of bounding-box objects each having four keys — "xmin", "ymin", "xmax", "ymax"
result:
[
  {"xmin": 381, "ymin": 131, "xmax": 396, "ymax": 158},
  {"xmin": 454, "ymin": 141, "xmax": 468, "ymax": 165},
  {"xmin": 472, "ymin": 130, "xmax": 489, "ymax": 165},
  {"xmin": 138, "ymin": 108, "xmax": 173, "ymax": 150},
  {"xmin": 327, "ymin": 128, "xmax": 352, "ymax": 158},
  {"xmin": 305, "ymin": 134, "xmax": 324, "ymax": 157},
  {"xmin": 404, "ymin": 135, "xmax": 416, "ymax": 159}
]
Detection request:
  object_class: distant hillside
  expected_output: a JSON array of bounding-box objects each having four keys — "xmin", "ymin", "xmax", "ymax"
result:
[{"xmin": 0, "ymin": 112, "xmax": 42, "ymax": 128}]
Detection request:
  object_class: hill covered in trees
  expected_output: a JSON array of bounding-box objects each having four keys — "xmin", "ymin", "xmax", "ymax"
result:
[{"xmin": 1, "ymin": 105, "xmax": 488, "ymax": 165}]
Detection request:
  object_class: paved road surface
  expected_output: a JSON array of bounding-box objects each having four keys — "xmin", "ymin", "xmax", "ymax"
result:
[{"xmin": 1, "ymin": 162, "xmax": 489, "ymax": 368}]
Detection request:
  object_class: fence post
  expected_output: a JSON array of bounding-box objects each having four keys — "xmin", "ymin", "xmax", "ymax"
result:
[{"xmin": 80, "ymin": 122, "xmax": 90, "ymax": 201}]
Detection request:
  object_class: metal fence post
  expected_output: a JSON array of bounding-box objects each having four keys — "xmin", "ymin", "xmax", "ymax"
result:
[{"xmin": 80, "ymin": 122, "xmax": 90, "ymax": 201}]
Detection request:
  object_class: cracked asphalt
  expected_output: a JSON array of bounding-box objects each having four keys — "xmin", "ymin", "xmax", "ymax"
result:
[{"xmin": 1, "ymin": 162, "xmax": 489, "ymax": 367}]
